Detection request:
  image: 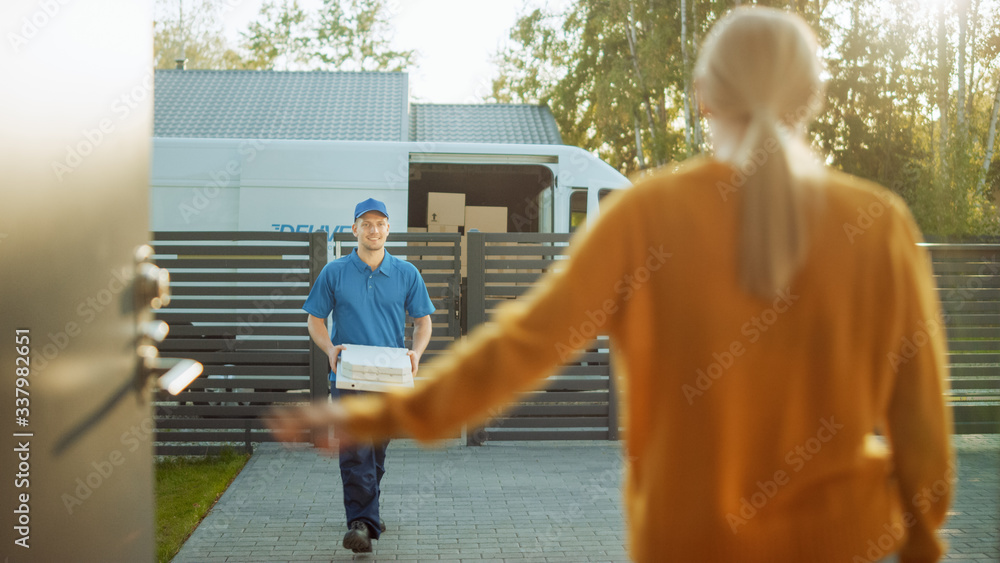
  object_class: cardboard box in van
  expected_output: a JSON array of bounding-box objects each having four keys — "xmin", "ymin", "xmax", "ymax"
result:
[{"xmin": 427, "ymin": 192, "xmax": 465, "ymax": 226}]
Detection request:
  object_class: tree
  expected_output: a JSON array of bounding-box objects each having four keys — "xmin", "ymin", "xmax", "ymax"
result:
[
  {"xmin": 313, "ymin": 0, "xmax": 414, "ymax": 71},
  {"xmin": 489, "ymin": 8, "xmax": 575, "ymax": 106},
  {"xmin": 932, "ymin": 0, "xmax": 1000, "ymax": 234},
  {"xmin": 937, "ymin": 0, "xmax": 952, "ymax": 173},
  {"xmin": 492, "ymin": 0, "xmax": 999, "ymax": 234},
  {"xmin": 239, "ymin": 0, "xmax": 315, "ymax": 70},
  {"xmin": 154, "ymin": 0, "xmax": 243, "ymax": 69},
  {"xmin": 491, "ymin": 0, "xmax": 828, "ymax": 175},
  {"xmin": 981, "ymin": 82, "xmax": 1000, "ymax": 197},
  {"xmin": 813, "ymin": 0, "xmax": 933, "ymax": 203},
  {"xmin": 492, "ymin": 1, "xmax": 693, "ymax": 173},
  {"xmin": 155, "ymin": 0, "xmax": 414, "ymax": 72},
  {"xmin": 239, "ymin": 0, "xmax": 414, "ymax": 71}
]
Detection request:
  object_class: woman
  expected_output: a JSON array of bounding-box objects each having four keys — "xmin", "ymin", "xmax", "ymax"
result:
[{"xmin": 271, "ymin": 7, "xmax": 953, "ymax": 562}]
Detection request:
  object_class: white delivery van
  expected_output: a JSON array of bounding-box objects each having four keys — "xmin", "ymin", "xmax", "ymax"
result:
[
  {"xmin": 150, "ymin": 137, "xmax": 630, "ymax": 242},
  {"xmin": 150, "ymin": 139, "xmax": 631, "ymax": 400}
]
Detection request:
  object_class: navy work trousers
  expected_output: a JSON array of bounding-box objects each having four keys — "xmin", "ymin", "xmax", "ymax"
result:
[{"xmin": 332, "ymin": 386, "xmax": 387, "ymax": 539}]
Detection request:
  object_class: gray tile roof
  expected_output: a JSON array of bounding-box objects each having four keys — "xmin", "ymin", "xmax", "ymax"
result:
[
  {"xmin": 409, "ymin": 103, "xmax": 562, "ymax": 145},
  {"xmin": 153, "ymin": 70, "xmax": 563, "ymax": 145},
  {"xmin": 154, "ymin": 69, "xmax": 408, "ymax": 141}
]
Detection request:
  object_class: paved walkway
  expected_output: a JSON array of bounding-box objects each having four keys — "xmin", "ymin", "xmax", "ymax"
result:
[{"xmin": 172, "ymin": 435, "xmax": 998, "ymax": 562}]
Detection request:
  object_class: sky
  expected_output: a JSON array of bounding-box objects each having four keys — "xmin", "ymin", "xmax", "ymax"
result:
[{"xmin": 219, "ymin": 0, "xmax": 573, "ymax": 104}]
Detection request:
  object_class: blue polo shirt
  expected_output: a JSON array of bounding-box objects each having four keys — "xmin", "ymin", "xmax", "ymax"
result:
[{"xmin": 303, "ymin": 249, "xmax": 435, "ymax": 356}]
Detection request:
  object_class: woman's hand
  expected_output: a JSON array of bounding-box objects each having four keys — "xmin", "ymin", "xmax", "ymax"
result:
[{"xmin": 267, "ymin": 400, "xmax": 358, "ymax": 453}]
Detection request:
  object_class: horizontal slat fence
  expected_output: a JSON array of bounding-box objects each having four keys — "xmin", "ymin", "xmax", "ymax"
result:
[
  {"xmin": 465, "ymin": 232, "xmax": 617, "ymax": 443},
  {"xmin": 152, "ymin": 231, "xmax": 463, "ymax": 455},
  {"xmin": 151, "ymin": 231, "xmax": 326, "ymax": 455},
  {"xmin": 151, "ymin": 232, "xmax": 997, "ymax": 454},
  {"xmin": 924, "ymin": 243, "xmax": 1000, "ymax": 433},
  {"xmin": 463, "ymin": 234, "xmax": 1000, "ymax": 443}
]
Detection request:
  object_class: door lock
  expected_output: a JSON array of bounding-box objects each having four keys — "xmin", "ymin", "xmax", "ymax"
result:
[
  {"xmin": 54, "ymin": 245, "xmax": 204, "ymax": 454},
  {"xmin": 135, "ymin": 244, "xmax": 171, "ymax": 310},
  {"xmin": 134, "ymin": 244, "xmax": 202, "ymax": 396}
]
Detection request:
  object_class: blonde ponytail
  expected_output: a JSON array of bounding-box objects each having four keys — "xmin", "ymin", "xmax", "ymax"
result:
[
  {"xmin": 694, "ymin": 7, "xmax": 824, "ymax": 298},
  {"xmin": 738, "ymin": 112, "xmax": 804, "ymax": 296}
]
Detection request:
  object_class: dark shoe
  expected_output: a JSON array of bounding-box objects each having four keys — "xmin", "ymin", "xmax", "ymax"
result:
[
  {"xmin": 343, "ymin": 520, "xmax": 372, "ymax": 553},
  {"xmin": 379, "ymin": 519, "xmax": 387, "ymax": 533}
]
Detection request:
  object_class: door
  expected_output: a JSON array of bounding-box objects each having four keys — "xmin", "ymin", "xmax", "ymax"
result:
[{"xmin": 1, "ymin": 2, "xmax": 159, "ymax": 561}]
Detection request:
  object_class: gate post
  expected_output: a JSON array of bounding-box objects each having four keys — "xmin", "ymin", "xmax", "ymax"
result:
[
  {"xmin": 465, "ymin": 231, "xmax": 487, "ymax": 445},
  {"xmin": 308, "ymin": 231, "xmax": 329, "ymax": 403},
  {"xmin": 608, "ymin": 351, "xmax": 620, "ymax": 440}
]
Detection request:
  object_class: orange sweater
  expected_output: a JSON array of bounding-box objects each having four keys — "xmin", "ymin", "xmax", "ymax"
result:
[{"xmin": 341, "ymin": 158, "xmax": 954, "ymax": 563}]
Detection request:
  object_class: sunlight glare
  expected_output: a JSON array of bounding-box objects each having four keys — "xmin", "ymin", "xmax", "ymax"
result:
[{"xmin": 919, "ymin": 0, "xmax": 948, "ymax": 13}]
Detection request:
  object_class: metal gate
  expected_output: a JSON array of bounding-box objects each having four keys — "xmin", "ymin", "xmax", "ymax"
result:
[
  {"xmin": 927, "ymin": 242, "xmax": 1000, "ymax": 433},
  {"xmin": 150, "ymin": 232, "xmax": 999, "ymax": 454},
  {"xmin": 151, "ymin": 231, "xmax": 324, "ymax": 455},
  {"xmin": 152, "ymin": 231, "xmax": 463, "ymax": 453},
  {"xmin": 464, "ymin": 232, "xmax": 619, "ymax": 443}
]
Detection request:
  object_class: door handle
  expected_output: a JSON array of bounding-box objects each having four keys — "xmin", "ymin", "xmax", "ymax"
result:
[{"xmin": 137, "ymin": 344, "xmax": 203, "ymax": 395}]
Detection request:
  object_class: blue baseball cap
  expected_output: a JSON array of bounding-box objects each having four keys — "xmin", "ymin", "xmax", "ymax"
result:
[{"xmin": 354, "ymin": 198, "xmax": 388, "ymax": 220}]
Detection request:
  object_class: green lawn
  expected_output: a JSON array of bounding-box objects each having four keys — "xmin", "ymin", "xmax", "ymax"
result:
[{"xmin": 155, "ymin": 449, "xmax": 251, "ymax": 563}]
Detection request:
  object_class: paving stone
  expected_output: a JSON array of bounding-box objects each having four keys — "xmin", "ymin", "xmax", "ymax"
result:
[{"xmin": 170, "ymin": 435, "xmax": 998, "ymax": 562}]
